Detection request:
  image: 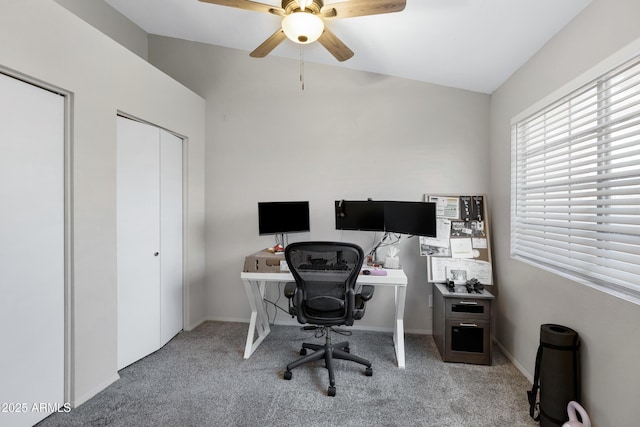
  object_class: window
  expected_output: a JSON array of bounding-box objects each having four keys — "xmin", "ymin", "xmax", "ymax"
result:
[{"xmin": 511, "ymin": 54, "xmax": 640, "ymax": 303}]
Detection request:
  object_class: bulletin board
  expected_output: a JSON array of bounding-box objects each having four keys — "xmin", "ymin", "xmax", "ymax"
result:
[{"xmin": 420, "ymin": 195, "xmax": 493, "ymax": 285}]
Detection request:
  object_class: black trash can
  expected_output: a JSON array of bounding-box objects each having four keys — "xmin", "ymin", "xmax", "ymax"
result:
[{"xmin": 528, "ymin": 324, "xmax": 580, "ymax": 426}]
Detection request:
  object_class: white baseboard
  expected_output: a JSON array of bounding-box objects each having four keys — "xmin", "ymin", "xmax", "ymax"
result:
[
  {"xmin": 71, "ymin": 373, "xmax": 120, "ymax": 408},
  {"xmin": 202, "ymin": 315, "xmax": 250, "ymax": 324},
  {"xmin": 184, "ymin": 315, "xmax": 209, "ymax": 331},
  {"xmin": 493, "ymin": 339, "xmax": 533, "ymax": 383},
  {"xmin": 405, "ymin": 328, "xmax": 432, "ymax": 335}
]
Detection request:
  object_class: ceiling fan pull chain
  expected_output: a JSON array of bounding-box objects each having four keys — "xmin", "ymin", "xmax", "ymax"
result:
[{"xmin": 300, "ymin": 45, "xmax": 305, "ymax": 91}]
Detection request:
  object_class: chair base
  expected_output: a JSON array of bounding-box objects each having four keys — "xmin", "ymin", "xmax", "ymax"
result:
[{"xmin": 283, "ymin": 326, "xmax": 372, "ymax": 396}]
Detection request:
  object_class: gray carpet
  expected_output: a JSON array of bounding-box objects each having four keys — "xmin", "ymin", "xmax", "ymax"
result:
[{"xmin": 38, "ymin": 321, "xmax": 538, "ymax": 426}]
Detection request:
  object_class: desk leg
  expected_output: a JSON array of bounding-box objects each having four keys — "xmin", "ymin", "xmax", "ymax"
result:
[
  {"xmin": 242, "ymin": 279, "xmax": 271, "ymax": 359},
  {"xmin": 393, "ymin": 285, "xmax": 407, "ymax": 368}
]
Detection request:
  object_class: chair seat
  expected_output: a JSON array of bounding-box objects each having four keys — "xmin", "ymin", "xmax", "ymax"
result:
[{"xmin": 305, "ymin": 295, "xmax": 344, "ymax": 313}]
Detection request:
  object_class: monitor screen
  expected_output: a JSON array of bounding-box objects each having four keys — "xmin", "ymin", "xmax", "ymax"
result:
[
  {"xmin": 258, "ymin": 201, "xmax": 310, "ymax": 235},
  {"xmin": 384, "ymin": 201, "xmax": 437, "ymax": 237},
  {"xmin": 335, "ymin": 200, "xmax": 386, "ymax": 232}
]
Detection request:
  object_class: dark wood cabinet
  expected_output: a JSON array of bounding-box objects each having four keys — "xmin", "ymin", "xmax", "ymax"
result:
[{"xmin": 433, "ymin": 283, "xmax": 494, "ymax": 365}]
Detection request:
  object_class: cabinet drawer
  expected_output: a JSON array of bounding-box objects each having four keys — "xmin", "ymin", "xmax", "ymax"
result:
[{"xmin": 445, "ymin": 298, "xmax": 491, "ymax": 320}]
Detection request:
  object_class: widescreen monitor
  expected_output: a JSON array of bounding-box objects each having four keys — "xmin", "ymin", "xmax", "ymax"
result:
[
  {"xmin": 335, "ymin": 200, "xmax": 385, "ymax": 232},
  {"xmin": 384, "ymin": 201, "xmax": 437, "ymax": 237},
  {"xmin": 258, "ymin": 201, "xmax": 310, "ymax": 235}
]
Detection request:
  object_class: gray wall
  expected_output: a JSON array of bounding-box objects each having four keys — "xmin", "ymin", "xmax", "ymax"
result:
[
  {"xmin": 148, "ymin": 36, "xmax": 491, "ymax": 334},
  {"xmin": 490, "ymin": 0, "xmax": 640, "ymax": 425},
  {"xmin": 54, "ymin": 0, "xmax": 148, "ymax": 60},
  {"xmin": 0, "ymin": 0, "xmax": 206, "ymax": 406}
]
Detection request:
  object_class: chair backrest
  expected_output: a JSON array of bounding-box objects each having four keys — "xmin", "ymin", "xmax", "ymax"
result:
[{"xmin": 285, "ymin": 241, "xmax": 364, "ymax": 327}]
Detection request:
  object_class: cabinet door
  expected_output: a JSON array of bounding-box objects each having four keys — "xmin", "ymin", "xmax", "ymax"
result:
[
  {"xmin": 444, "ymin": 318, "xmax": 491, "ymax": 365},
  {"xmin": 0, "ymin": 73, "xmax": 65, "ymax": 426},
  {"xmin": 117, "ymin": 117, "xmax": 161, "ymax": 370},
  {"xmin": 159, "ymin": 129, "xmax": 183, "ymax": 346}
]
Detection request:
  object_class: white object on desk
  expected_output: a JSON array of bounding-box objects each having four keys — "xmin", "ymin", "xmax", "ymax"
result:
[
  {"xmin": 240, "ymin": 269, "xmax": 409, "ymax": 368},
  {"xmin": 382, "ymin": 245, "xmax": 400, "ymax": 269}
]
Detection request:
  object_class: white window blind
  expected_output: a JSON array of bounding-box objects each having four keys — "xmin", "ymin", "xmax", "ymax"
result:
[{"xmin": 511, "ymin": 54, "xmax": 640, "ymax": 303}]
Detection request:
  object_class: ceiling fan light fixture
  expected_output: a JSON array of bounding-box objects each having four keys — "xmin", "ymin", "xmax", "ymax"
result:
[{"xmin": 281, "ymin": 12, "xmax": 324, "ymax": 44}]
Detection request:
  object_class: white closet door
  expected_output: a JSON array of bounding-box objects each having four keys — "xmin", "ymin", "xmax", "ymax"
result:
[
  {"xmin": 117, "ymin": 118, "xmax": 183, "ymax": 369},
  {"xmin": 0, "ymin": 74, "xmax": 64, "ymax": 426},
  {"xmin": 159, "ymin": 130, "xmax": 183, "ymax": 346},
  {"xmin": 117, "ymin": 117, "xmax": 161, "ymax": 370}
]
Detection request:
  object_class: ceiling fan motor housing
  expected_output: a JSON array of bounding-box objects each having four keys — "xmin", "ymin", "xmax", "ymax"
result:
[{"xmin": 282, "ymin": 0, "xmax": 323, "ymax": 15}]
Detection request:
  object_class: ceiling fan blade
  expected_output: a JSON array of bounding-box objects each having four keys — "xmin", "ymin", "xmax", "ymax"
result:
[
  {"xmin": 317, "ymin": 28, "xmax": 354, "ymax": 62},
  {"xmin": 321, "ymin": 0, "xmax": 406, "ymax": 19},
  {"xmin": 198, "ymin": 0, "xmax": 285, "ymax": 16},
  {"xmin": 250, "ymin": 29, "xmax": 287, "ymax": 58}
]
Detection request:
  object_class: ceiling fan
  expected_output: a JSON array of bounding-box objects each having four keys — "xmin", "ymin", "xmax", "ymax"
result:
[{"xmin": 199, "ymin": 0, "xmax": 406, "ymax": 62}]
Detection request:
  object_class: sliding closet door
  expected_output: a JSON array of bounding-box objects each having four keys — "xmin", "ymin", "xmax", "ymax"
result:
[
  {"xmin": 117, "ymin": 117, "xmax": 161, "ymax": 370},
  {"xmin": 0, "ymin": 73, "xmax": 65, "ymax": 426},
  {"xmin": 159, "ymin": 130, "xmax": 183, "ymax": 346}
]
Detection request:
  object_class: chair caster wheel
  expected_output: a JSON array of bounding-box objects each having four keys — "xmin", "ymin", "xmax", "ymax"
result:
[
  {"xmin": 328, "ymin": 386, "xmax": 336, "ymax": 397},
  {"xmin": 365, "ymin": 367, "xmax": 373, "ymax": 376},
  {"xmin": 284, "ymin": 370, "xmax": 292, "ymax": 380},
  {"xmin": 300, "ymin": 348, "xmax": 307, "ymax": 356}
]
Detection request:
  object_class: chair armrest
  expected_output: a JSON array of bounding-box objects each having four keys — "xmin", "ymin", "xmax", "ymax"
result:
[
  {"xmin": 359, "ymin": 285, "xmax": 375, "ymax": 301},
  {"xmin": 284, "ymin": 282, "xmax": 297, "ymax": 299}
]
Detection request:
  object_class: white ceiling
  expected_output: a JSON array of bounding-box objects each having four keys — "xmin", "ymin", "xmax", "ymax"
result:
[{"xmin": 105, "ymin": 0, "xmax": 591, "ymax": 94}]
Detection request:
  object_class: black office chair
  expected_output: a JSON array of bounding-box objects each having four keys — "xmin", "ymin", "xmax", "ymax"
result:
[{"xmin": 283, "ymin": 241, "xmax": 374, "ymax": 396}]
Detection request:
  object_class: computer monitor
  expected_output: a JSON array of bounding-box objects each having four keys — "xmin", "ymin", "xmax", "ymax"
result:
[
  {"xmin": 335, "ymin": 200, "xmax": 385, "ymax": 232},
  {"xmin": 384, "ymin": 201, "xmax": 437, "ymax": 237},
  {"xmin": 258, "ymin": 201, "xmax": 310, "ymax": 235}
]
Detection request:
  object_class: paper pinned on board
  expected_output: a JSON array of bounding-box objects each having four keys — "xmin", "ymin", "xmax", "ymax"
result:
[
  {"xmin": 450, "ymin": 238, "xmax": 474, "ymax": 258},
  {"xmin": 430, "ymin": 257, "xmax": 492, "ymax": 284},
  {"xmin": 429, "ymin": 196, "xmax": 460, "ymax": 219},
  {"xmin": 420, "ymin": 218, "xmax": 451, "ymax": 248}
]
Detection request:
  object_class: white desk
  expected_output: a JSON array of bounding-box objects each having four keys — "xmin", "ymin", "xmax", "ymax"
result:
[{"xmin": 240, "ymin": 269, "xmax": 409, "ymax": 368}]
